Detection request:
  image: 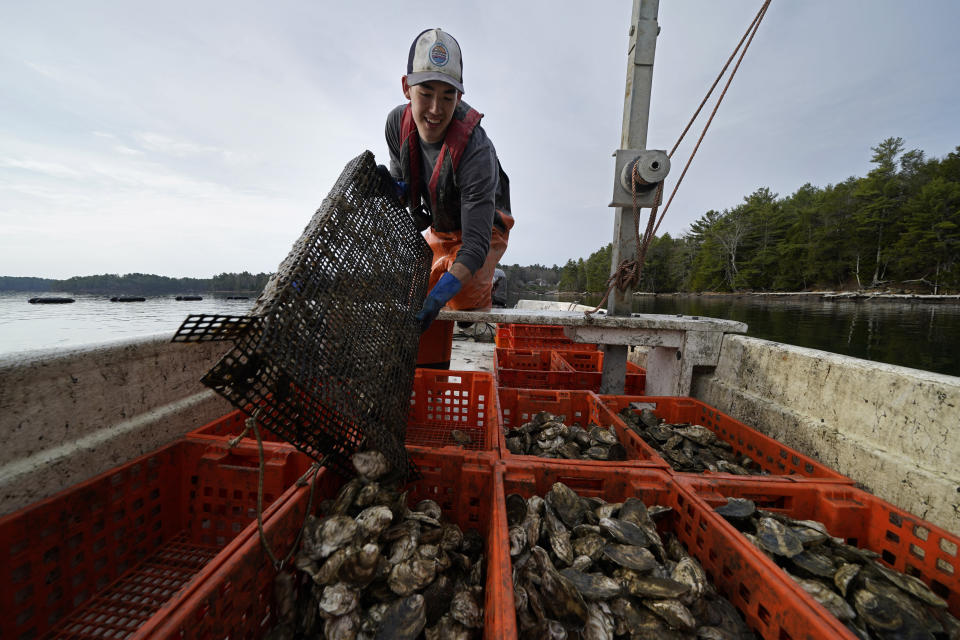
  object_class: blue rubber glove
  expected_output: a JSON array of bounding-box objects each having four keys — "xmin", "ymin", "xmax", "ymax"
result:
[
  {"xmin": 376, "ymin": 164, "xmax": 408, "ymax": 201},
  {"xmin": 416, "ymin": 272, "xmax": 462, "ymax": 333}
]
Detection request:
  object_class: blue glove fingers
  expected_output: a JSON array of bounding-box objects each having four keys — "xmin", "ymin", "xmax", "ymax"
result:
[
  {"xmin": 415, "ymin": 272, "xmax": 463, "ymax": 333},
  {"xmin": 415, "ymin": 297, "xmax": 444, "ymax": 333}
]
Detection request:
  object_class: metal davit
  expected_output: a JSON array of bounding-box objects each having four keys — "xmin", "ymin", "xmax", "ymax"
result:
[{"xmin": 173, "ymin": 151, "xmax": 431, "ymax": 479}]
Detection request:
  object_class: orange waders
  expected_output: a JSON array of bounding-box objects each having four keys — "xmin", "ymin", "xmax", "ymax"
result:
[{"xmin": 416, "ymin": 212, "xmax": 514, "ymax": 368}]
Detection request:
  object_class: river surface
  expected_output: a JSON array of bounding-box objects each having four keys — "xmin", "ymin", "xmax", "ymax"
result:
[
  {"xmin": 515, "ymin": 292, "xmax": 960, "ymax": 378},
  {"xmin": 0, "ymin": 292, "xmax": 255, "ymax": 356},
  {"xmin": 2, "ymin": 291, "xmax": 958, "ymax": 377}
]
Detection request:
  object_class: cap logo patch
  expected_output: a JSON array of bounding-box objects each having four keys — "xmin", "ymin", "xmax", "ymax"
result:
[{"xmin": 429, "ymin": 42, "xmax": 449, "ymax": 67}]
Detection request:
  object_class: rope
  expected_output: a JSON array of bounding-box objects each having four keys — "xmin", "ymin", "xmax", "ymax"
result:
[
  {"xmin": 248, "ymin": 411, "xmax": 324, "ymax": 571},
  {"xmin": 669, "ymin": 1, "xmax": 769, "ymax": 159},
  {"xmin": 585, "ymin": 0, "xmax": 771, "ymax": 315},
  {"xmin": 653, "ymin": 0, "xmax": 770, "ymax": 237}
]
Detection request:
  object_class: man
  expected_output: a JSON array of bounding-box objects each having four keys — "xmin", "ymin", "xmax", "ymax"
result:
[{"xmin": 385, "ymin": 28, "xmax": 513, "ymax": 368}]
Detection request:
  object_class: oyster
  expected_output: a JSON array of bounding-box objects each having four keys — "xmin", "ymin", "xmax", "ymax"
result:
[
  {"xmin": 506, "ymin": 411, "xmax": 628, "ymax": 460},
  {"xmin": 547, "ymin": 482, "xmax": 587, "ymax": 529},
  {"xmin": 617, "ymin": 409, "xmax": 763, "ymax": 474},
  {"xmin": 714, "ymin": 497, "xmax": 756, "ymax": 521},
  {"xmin": 599, "ymin": 517, "xmax": 652, "ymax": 547},
  {"xmin": 790, "ymin": 549, "xmax": 837, "ymax": 578},
  {"xmin": 559, "ymin": 567, "xmax": 623, "ymax": 599},
  {"xmin": 374, "ymin": 594, "xmax": 426, "ymax": 640},
  {"xmin": 505, "ymin": 493, "xmax": 528, "ymax": 526},
  {"xmin": 324, "ymin": 610, "xmax": 360, "ymax": 640},
  {"xmin": 643, "ymin": 598, "xmax": 696, "ymax": 632},
  {"xmin": 422, "ymin": 574, "xmax": 455, "ymax": 626},
  {"xmin": 755, "ymin": 516, "xmax": 803, "ymax": 558},
  {"xmin": 603, "ymin": 543, "xmax": 658, "ymax": 572},
  {"xmin": 316, "ymin": 515, "xmax": 360, "ymax": 559},
  {"xmin": 513, "ymin": 488, "xmax": 754, "ymax": 640},
  {"xmin": 338, "ymin": 543, "xmax": 381, "ymax": 586},
  {"xmin": 355, "ymin": 505, "xmax": 393, "ymax": 540},
  {"xmin": 318, "ymin": 582, "xmax": 360, "ymax": 618},
  {"xmin": 794, "ymin": 575, "xmax": 856, "ymax": 621},
  {"xmin": 621, "ymin": 574, "xmax": 691, "ymax": 600},
  {"xmin": 584, "ymin": 601, "xmax": 615, "ymax": 640},
  {"xmin": 450, "ymin": 585, "xmax": 484, "ymax": 629},
  {"xmin": 352, "ymin": 450, "xmax": 390, "ymax": 481}
]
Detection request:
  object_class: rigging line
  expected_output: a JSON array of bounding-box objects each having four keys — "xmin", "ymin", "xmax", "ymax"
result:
[
  {"xmin": 670, "ymin": 1, "xmax": 767, "ymax": 158},
  {"xmin": 653, "ymin": 0, "xmax": 771, "ymax": 238}
]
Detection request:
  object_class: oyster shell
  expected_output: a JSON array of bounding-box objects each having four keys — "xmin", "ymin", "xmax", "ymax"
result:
[
  {"xmin": 374, "ymin": 594, "xmax": 426, "ymax": 640},
  {"xmin": 352, "ymin": 450, "xmax": 390, "ymax": 481}
]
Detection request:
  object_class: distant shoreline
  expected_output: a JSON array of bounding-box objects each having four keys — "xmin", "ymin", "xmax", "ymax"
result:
[
  {"xmin": 541, "ymin": 290, "xmax": 960, "ymax": 304},
  {"xmin": 641, "ymin": 291, "xmax": 960, "ymax": 302}
]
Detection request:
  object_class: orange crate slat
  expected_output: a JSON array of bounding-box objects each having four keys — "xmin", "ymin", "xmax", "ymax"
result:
[
  {"xmin": 186, "ymin": 408, "xmax": 295, "ymax": 451},
  {"xmin": 554, "ymin": 349, "xmax": 644, "ymax": 374},
  {"xmin": 681, "ymin": 477, "xmax": 960, "ymax": 636},
  {"xmin": 405, "ymin": 369, "xmax": 499, "ymax": 452},
  {"xmin": 497, "ymin": 368, "xmax": 646, "ymax": 394},
  {"xmin": 0, "ymin": 440, "xmax": 313, "ymax": 640},
  {"xmin": 496, "ymin": 462, "xmax": 839, "ymax": 640},
  {"xmin": 497, "ymin": 388, "xmax": 667, "ymax": 469},
  {"xmin": 494, "ymin": 347, "xmax": 555, "ymax": 371},
  {"xmin": 506, "ymin": 336, "xmax": 599, "ymax": 351},
  {"xmin": 496, "ymin": 323, "xmax": 569, "ymax": 339},
  {"xmin": 599, "ymin": 395, "xmax": 851, "ymax": 482}
]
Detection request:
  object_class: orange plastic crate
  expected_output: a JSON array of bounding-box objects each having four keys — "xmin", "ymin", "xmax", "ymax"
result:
[
  {"xmin": 187, "ymin": 408, "xmax": 294, "ymax": 450},
  {"xmin": 599, "ymin": 395, "xmax": 851, "ymax": 482},
  {"xmin": 497, "ymin": 388, "xmax": 666, "ymax": 468},
  {"xmin": 497, "ymin": 368, "xmax": 646, "ymax": 394},
  {"xmin": 494, "ymin": 347, "xmax": 555, "ymax": 371},
  {"xmin": 682, "ymin": 477, "xmax": 960, "ymax": 636},
  {"xmin": 406, "ymin": 369, "xmax": 499, "ymax": 452},
  {"xmin": 0, "ymin": 440, "xmax": 312, "ymax": 640},
  {"xmin": 496, "ymin": 462, "xmax": 837, "ymax": 640},
  {"xmin": 165, "ymin": 447, "xmax": 503, "ymax": 639},
  {"xmin": 148, "ymin": 447, "xmax": 503, "ymax": 639}
]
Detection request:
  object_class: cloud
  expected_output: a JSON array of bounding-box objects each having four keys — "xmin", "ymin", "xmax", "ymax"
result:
[{"xmin": 0, "ymin": 157, "xmax": 84, "ymax": 179}]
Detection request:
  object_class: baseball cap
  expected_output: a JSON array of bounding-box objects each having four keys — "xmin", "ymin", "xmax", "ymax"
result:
[{"xmin": 406, "ymin": 28, "xmax": 464, "ymax": 93}]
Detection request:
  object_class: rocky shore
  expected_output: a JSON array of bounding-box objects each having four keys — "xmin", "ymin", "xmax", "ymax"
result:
[{"xmin": 632, "ymin": 291, "xmax": 960, "ymax": 303}]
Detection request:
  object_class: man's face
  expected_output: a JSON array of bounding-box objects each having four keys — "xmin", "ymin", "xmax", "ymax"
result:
[{"xmin": 402, "ymin": 77, "xmax": 461, "ymax": 144}]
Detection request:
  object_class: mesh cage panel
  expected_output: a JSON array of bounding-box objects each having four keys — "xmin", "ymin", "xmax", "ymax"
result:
[{"xmin": 173, "ymin": 151, "xmax": 431, "ymax": 478}]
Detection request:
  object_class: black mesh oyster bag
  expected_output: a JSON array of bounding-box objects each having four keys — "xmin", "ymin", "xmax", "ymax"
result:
[{"xmin": 173, "ymin": 151, "xmax": 431, "ymax": 479}]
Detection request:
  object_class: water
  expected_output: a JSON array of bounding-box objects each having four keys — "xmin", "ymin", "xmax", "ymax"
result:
[
  {"xmin": 2, "ymin": 291, "xmax": 957, "ymax": 377},
  {"xmin": 0, "ymin": 292, "xmax": 255, "ymax": 356},
  {"xmin": 523, "ymin": 293, "xmax": 960, "ymax": 377}
]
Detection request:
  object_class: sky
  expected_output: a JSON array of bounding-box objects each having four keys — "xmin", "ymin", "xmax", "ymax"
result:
[{"xmin": 2, "ymin": 1, "xmax": 959, "ymax": 280}]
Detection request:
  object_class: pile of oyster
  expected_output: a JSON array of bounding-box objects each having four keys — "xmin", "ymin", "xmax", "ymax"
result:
[
  {"xmin": 272, "ymin": 451, "xmax": 485, "ymax": 640},
  {"xmin": 504, "ymin": 410, "xmax": 627, "ymax": 461},
  {"xmin": 715, "ymin": 498, "xmax": 960, "ymax": 639},
  {"xmin": 510, "ymin": 482, "xmax": 757, "ymax": 639},
  {"xmin": 617, "ymin": 406, "xmax": 760, "ymax": 474}
]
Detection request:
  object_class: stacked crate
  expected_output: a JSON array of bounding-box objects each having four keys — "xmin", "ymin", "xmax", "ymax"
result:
[
  {"xmin": 3, "ymin": 324, "xmax": 957, "ymax": 639},
  {"xmin": 494, "ymin": 322, "xmax": 646, "ymax": 394}
]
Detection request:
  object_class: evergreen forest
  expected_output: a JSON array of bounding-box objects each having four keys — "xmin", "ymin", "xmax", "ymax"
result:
[{"xmin": 554, "ymin": 138, "xmax": 960, "ymax": 295}]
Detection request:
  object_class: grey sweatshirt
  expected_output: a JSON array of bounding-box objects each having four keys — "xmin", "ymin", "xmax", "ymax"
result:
[{"xmin": 385, "ymin": 104, "xmax": 501, "ymax": 274}]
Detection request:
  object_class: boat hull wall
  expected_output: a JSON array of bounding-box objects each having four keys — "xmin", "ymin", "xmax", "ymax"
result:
[
  {"xmin": 0, "ymin": 335, "xmax": 232, "ymax": 516},
  {"xmin": 691, "ymin": 334, "xmax": 960, "ymax": 532}
]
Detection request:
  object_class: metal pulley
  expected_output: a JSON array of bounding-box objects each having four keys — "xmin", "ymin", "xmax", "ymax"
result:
[{"xmin": 609, "ymin": 148, "xmax": 670, "ymax": 208}]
